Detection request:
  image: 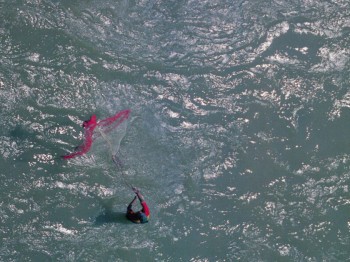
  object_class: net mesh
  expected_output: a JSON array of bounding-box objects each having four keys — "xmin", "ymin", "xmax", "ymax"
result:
[{"xmin": 62, "ymin": 109, "xmax": 130, "ymax": 159}]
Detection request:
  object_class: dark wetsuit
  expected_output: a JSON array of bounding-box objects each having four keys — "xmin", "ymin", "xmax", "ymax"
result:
[{"xmin": 126, "ymin": 196, "xmax": 150, "ymax": 224}]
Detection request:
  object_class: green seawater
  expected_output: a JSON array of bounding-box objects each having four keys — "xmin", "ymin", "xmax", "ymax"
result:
[{"xmin": 1, "ymin": 0, "xmax": 349, "ymax": 261}]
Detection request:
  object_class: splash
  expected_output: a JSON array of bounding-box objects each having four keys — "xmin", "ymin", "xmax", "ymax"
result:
[{"xmin": 62, "ymin": 109, "xmax": 130, "ymax": 159}]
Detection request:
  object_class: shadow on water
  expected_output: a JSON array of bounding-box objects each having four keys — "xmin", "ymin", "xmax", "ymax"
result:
[
  {"xmin": 94, "ymin": 210, "xmax": 129, "ymax": 225},
  {"xmin": 94, "ymin": 197, "xmax": 130, "ymax": 225}
]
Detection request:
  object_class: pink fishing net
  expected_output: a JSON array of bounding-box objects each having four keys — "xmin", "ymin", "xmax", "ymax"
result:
[{"xmin": 62, "ymin": 109, "xmax": 130, "ymax": 159}]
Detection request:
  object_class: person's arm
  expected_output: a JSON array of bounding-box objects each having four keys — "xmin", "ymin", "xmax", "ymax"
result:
[
  {"xmin": 132, "ymin": 187, "xmax": 146, "ymax": 203},
  {"xmin": 128, "ymin": 195, "xmax": 137, "ymax": 207},
  {"xmin": 136, "ymin": 192, "xmax": 145, "ymax": 203}
]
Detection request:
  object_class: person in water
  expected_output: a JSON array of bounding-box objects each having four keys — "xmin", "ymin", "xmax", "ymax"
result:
[{"xmin": 126, "ymin": 188, "xmax": 150, "ymax": 224}]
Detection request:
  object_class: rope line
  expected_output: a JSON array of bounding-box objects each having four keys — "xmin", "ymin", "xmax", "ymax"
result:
[
  {"xmin": 112, "ymin": 154, "xmax": 134, "ymax": 189},
  {"xmin": 97, "ymin": 127, "xmax": 134, "ymax": 190}
]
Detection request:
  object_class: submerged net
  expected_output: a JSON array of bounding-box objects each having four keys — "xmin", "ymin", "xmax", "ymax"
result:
[{"xmin": 62, "ymin": 109, "xmax": 130, "ymax": 159}]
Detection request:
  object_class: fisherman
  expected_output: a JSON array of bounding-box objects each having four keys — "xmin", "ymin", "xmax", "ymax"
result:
[{"xmin": 126, "ymin": 188, "xmax": 150, "ymax": 224}]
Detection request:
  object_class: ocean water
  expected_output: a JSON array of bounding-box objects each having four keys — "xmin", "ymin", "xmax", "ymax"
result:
[{"xmin": 1, "ymin": 0, "xmax": 350, "ymax": 261}]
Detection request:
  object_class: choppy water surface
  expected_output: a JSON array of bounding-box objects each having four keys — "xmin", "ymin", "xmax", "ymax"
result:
[{"xmin": 1, "ymin": 0, "xmax": 350, "ymax": 261}]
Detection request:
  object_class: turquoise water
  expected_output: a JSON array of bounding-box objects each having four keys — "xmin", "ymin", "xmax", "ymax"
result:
[{"xmin": 1, "ymin": 0, "xmax": 350, "ymax": 261}]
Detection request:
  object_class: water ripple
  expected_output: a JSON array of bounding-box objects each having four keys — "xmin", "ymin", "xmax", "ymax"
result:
[{"xmin": 1, "ymin": 0, "xmax": 350, "ymax": 261}]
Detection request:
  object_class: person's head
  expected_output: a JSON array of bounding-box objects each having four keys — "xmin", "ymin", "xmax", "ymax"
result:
[{"xmin": 139, "ymin": 212, "xmax": 148, "ymax": 223}]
